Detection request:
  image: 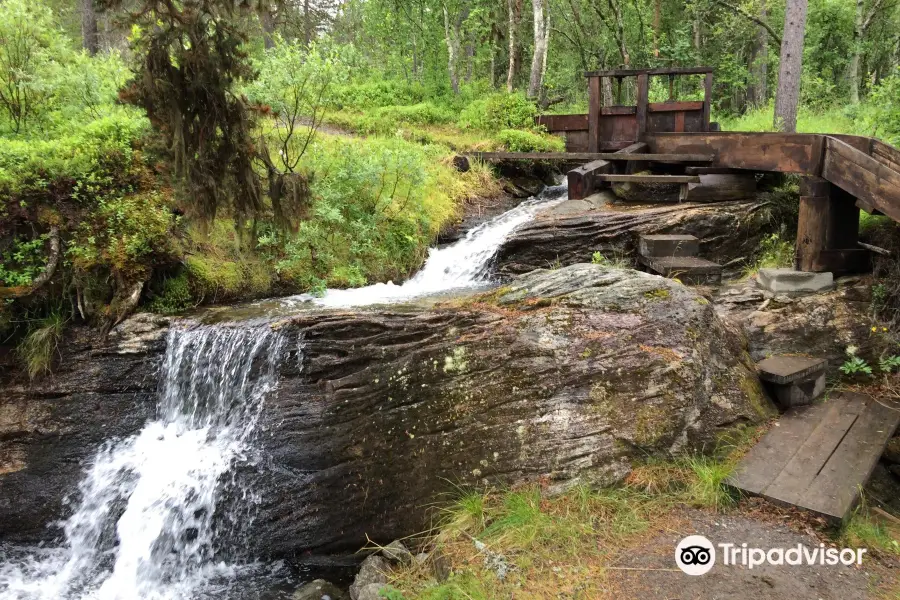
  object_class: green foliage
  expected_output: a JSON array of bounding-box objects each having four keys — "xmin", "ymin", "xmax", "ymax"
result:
[
  {"xmin": 17, "ymin": 311, "xmax": 65, "ymax": 378},
  {"xmin": 457, "ymin": 93, "xmax": 537, "ymax": 132},
  {"xmin": 68, "ymin": 192, "xmax": 177, "ymax": 281},
  {"xmin": 0, "ymin": 235, "xmax": 51, "ymax": 287},
  {"xmin": 495, "ymin": 129, "xmax": 564, "ymax": 153},
  {"xmin": 146, "ymin": 273, "xmax": 194, "ymax": 314},
  {"xmin": 879, "ymin": 354, "xmax": 900, "ymax": 373},
  {"xmin": 0, "ymin": 0, "xmax": 70, "ymax": 133},
  {"xmin": 331, "ymin": 80, "xmax": 427, "ymax": 110},
  {"xmin": 856, "ymin": 69, "xmax": 900, "ymax": 145},
  {"xmin": 247, "ymin": 41, "xmax": 346, "ymax": 173},
  {"xmin": 840, "ymin": 348, "xmax": 873, "ymax": 377},
  {"xmin": 374, "ymin": 103, "xmax": 455, "ymax": 126}
]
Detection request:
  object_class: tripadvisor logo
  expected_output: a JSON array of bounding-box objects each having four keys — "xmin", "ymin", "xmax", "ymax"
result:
[
  {"xmin": 675, "ymin": 535, "xmax": 715, "ymax": 575},
  {"xmin": 675, "ymin": 535, "xmax": 868, "ymax": 575}
]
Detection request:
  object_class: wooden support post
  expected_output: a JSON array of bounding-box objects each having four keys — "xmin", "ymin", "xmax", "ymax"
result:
[
  {"xmin": 568, "ymin": 159, "xmax": 612, "ymax": 200},
  {"xmin": 588, "ymin": 76, "xmax": 600, "ymax": 153},
  {"xmin": 702, "ymin": 72, "xmax": 713, "ymax": 132},
  {"xmin": 795, "ymin": 177, "xmax": 867, "ymax": 274},
  {"xmin": 636, "ymin": 73, "xmax": 649, "ymax": 141}
]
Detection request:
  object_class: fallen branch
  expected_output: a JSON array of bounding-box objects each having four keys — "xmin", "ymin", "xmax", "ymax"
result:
[{"xmin": 0, "ymin": 226, "xmax": 61, "ymax": 299}]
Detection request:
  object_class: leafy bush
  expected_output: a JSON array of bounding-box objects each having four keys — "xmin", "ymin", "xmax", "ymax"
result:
[
  {"xmin": 331, "ymin": 80, "xmax": 427, "ymax": 110},
  {"xmin": 374, "ymin": 102, "xmax": 455, "ymax": 126},
  {"xmin": 457, "ymin": 92, "xmax": 538, "ymax": 132},
  {"xmin": 857, "ymin": 68, "xmax": 900, "ymax": 145},
  {"xmin": 496, "ymin": 129, "xmax": 564, "ymax": 152}
]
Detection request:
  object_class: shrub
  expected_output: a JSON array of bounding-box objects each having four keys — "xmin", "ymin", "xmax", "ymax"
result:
[
  {"xmin": 457, "ymin": 92, "xmax": 538, "ymax": 132},
  {"xmin": 496, "ymin": 129, "xmax": 564, "ymax": 152},
  {"xmin": 374, "ymin": 102, "xmax": 455, "ymax": 126}
]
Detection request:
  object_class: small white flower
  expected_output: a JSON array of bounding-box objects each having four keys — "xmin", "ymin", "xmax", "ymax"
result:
[{"xmin": 845, "ymin": 345, "xmax": 859, "ymax": 356}]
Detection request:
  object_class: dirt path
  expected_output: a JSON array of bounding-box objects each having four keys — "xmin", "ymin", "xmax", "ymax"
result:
[{"xmin": 607, "ymin": 507, "xmax": 895, "ymax": 599}]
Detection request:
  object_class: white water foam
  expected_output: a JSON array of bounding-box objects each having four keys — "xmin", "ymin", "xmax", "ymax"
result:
[
  {"xmin": 286, "ymin": 184, "xmax": 566, "ymax": 308},
  {"xmin": 0, "ymin": 326, "xmax": 289, "ymax": 600}
]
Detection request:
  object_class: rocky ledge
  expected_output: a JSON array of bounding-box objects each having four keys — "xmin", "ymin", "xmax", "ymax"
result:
[
  {"xmin": 496, "ymin": 193, "xmax": 773, "ymax": 275},
  {"xmin": 0, "ymin": 265, "xmax": 773, "ymax": 560}
]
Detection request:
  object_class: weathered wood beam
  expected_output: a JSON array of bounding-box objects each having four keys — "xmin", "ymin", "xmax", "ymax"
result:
[
  {"xmin": 584, "ymin": 66, "xmax": 713, "ymax": 77},
  {"xmin": 473, "ymin": 152, "xmax": 713, "ymax": 162},
  {"xmin": 567, "ymin": 159, "xmax": 612, "ymax": 200},
  {"xmin": 596, "ymin": 174, "xmax": 701, "ymax": 183},
  {"xmin": 821, "ymin": 136, "xmax": 900, "ymax": 223}
]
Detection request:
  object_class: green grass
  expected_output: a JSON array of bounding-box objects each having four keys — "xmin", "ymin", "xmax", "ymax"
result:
[
  {"xmin": 17, "ymin": 311, "xmax": 65, "ymax": 379},
  {"xmin": 717, "ymin": 105, "xmax": 858, "ymax": 135}
]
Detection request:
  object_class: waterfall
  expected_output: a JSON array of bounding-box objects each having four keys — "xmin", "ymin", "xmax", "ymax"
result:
[
  {"xmin": 0, "ymin": 184, "xmax": 562, "ymax": 599},
  {"xmin": 0, "ymin": 325, "xmax": 289, "ymax": 600},
  {"xmin": 286, "ymin": 184, "xmax": 567, "ymax": 308}
]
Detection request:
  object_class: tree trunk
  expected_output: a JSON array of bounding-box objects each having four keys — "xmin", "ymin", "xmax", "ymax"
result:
[
  {"xmin": 751, "ymin": 0, "xmax": 768, "ymax": 107},
  {"xmin": 609, "ymin": 0, "xmax": 630, "ymax": 65},
  {"xmin": 81, "ymin": 0, "xmax": 99, "ymax": 56},
  {"xmin": 444, "ymin": 4, "xmax": 469, "ymax": 94},
  {"xmin": 527, "ymin": 0, "xmax": 549, "ymax": 97},
  {"xmin": 260, "ymin": 4, "xmax": 276, "ymax": 49},
  {"xmin": 653, "ymin": 0, "xmax": 661, "ymax": 57},
  {"xmin": 304, "ymin": 0, "xmax": 312, "ymax": 46},
  {"xmin": 773, "ymin": 0, "xmax": 808, "ymax": 132},
  {"xmin": 849, "ymin": 0, "xmax": 864, "ymax": 104},
  {"xmin": 506, "ymin": 0, "xmax": 522, "ymax": 92}
]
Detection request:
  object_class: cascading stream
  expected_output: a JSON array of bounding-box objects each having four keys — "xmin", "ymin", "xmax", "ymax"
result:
[
  {"xmin": 0, "ymin": 326, "xmax": 288, "ymax": 600},
  {"xmin": 285, "ymin": 184, "xmax": 567, "ymax": 308},
  {"xmin": 0, "ymin": 184, "xmax": 563, "ymax": 599}
]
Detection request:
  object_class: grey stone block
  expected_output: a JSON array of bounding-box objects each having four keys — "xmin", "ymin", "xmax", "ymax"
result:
[
  {"xmin": 639, "ymin": 234, "xmax": 699, "ymax": 258},
  {"xmin": 766, "ymin": 370, "xmax": 827, "ymax": 408},
  {"xmin": 757, "ymin": 268, "xmax": 834, "ymax": 295}
]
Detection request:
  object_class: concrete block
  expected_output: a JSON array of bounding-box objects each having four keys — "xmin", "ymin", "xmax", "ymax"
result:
[
  {"xmin": 765, "ymin": 371, "xmax": 827, "ymax": 408},
  {"xmin": 757, "ymin": 268, "xmax": 834, "ymax": 295},
  {"xmin": 638, "ymin": 235, "xmax": 699, "ymax": 258}
]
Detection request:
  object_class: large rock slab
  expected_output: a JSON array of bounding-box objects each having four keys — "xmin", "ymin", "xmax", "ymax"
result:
[
  {"xmin": 496, "ymin": 197, "xmax": 771, "ymax": 276},
  {"xmin": 0, "ymin": 266, "xmax": 773, "ymax": 562},
  {"xmin": 248, "ymin": 264, "xmax": 773, "ymax": 556}
]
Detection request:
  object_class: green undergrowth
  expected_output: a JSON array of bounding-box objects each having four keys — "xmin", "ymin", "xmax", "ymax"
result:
[
  {"xmin": 383, "ymin": 423, "xmax": 900, "ymax": 599},
  {"xmin": 384, "ymin": 429, "xmax": 755, "ymax": 598}
]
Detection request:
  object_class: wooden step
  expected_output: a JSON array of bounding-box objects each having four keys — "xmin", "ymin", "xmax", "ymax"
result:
[
  {"xmin": 597, "ymin": 174, "xmax": 701, "ymax": 184},
  {"xmin": 638, "ymin": 255, "xmax": 722, "ymax": 284},
  {"xmin": 729, "ymin": 392, "xmax": 900, "ymax": 523},
  {"xmin": 638, "ymin": 234, "xmax": 699, "ymax": 258}
]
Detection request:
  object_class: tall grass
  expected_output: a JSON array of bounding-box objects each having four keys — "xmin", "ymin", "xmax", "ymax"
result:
[{"xmin": 17, "ymin": 311, "xmax": 65, "ymax": 378}]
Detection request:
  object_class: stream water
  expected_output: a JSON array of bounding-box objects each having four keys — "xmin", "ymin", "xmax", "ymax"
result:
[{"xmin": 0, "ymin": 185, "xmax": 566, "ymax": 599}]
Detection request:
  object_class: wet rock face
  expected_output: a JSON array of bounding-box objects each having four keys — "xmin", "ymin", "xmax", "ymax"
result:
[
  {"xmin": 713, "ymin": 277, "xmax": 875, "ymax": 366},
  {"xmin": 0, "ymin": 314, "xmax": 169, "ymax": 542},
  {"xmin": 0, "ymin": 267, "xmax": 772, "ymax": 559},
  {"xmin": 249, "ymin": 264, "xmax": 773, "ymax": 556},
  {"xmin": 495, "ymin": 197, "xmax": 771, "ymax": 276}
]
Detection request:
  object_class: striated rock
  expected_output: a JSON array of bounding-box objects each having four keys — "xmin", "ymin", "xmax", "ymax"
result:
[
  {"xmin": 0, "ymin": 318, "xmax": 168, "ymax": 542},
  {"xmin": 249, "ymin": 264, "xmax": 772, "ymax": 557},
  {"xmin": 496, "ymin": 198, "xmax": 771, "ymax": 276},
  {"xmin": 714, "ymin": 277, "xmax": 876, "ymax": 366},
  {"xmin": 348, "ymin": 555, "xmax": 390, "ymax": 600},
  {"xmin": 0, "ymin": 265, "xmax": 772, "ymax": 564},
  {"xmin": 293, "ymin": 579, "xmax": 347, "ymax": 600}
]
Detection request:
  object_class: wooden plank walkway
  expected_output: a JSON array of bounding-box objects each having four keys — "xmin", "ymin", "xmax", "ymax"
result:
[
  {"xmin": 472, "ymin": 151, "xmax": 714, "ymax": 162},
  {"xmin": 729, "ymin": 392, "xmax": 900, "ymax": 523}
]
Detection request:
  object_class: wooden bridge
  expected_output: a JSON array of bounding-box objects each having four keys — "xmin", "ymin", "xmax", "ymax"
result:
[
  {"xmin": 475, "ymin": 66, "xmax": 900, "ymax": 276},
  {"xmin": 473, "ymin": 67, "xmax": 900, "ymax": 522}
]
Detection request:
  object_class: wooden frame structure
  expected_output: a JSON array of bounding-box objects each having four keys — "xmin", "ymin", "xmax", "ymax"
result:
[
  {"xmin": 474, "ymin": 66, "xmax": 900, "ymax": 276},
  {"xmin": 537, "ymin": 67, "xmax": 714, "ymax": 152}
]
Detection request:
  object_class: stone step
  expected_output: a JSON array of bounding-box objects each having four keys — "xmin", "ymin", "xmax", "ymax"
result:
[
  {"xmin": 638, "ymin": 234, "xmax": 699, "ymax": 258},
  {"xmin": 638, "ymin": 255, "xmax": 722, "ymax": 284},
  {"xmin": 757, "ymin": 355, "xmax": 827, "ymax": 408}
]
